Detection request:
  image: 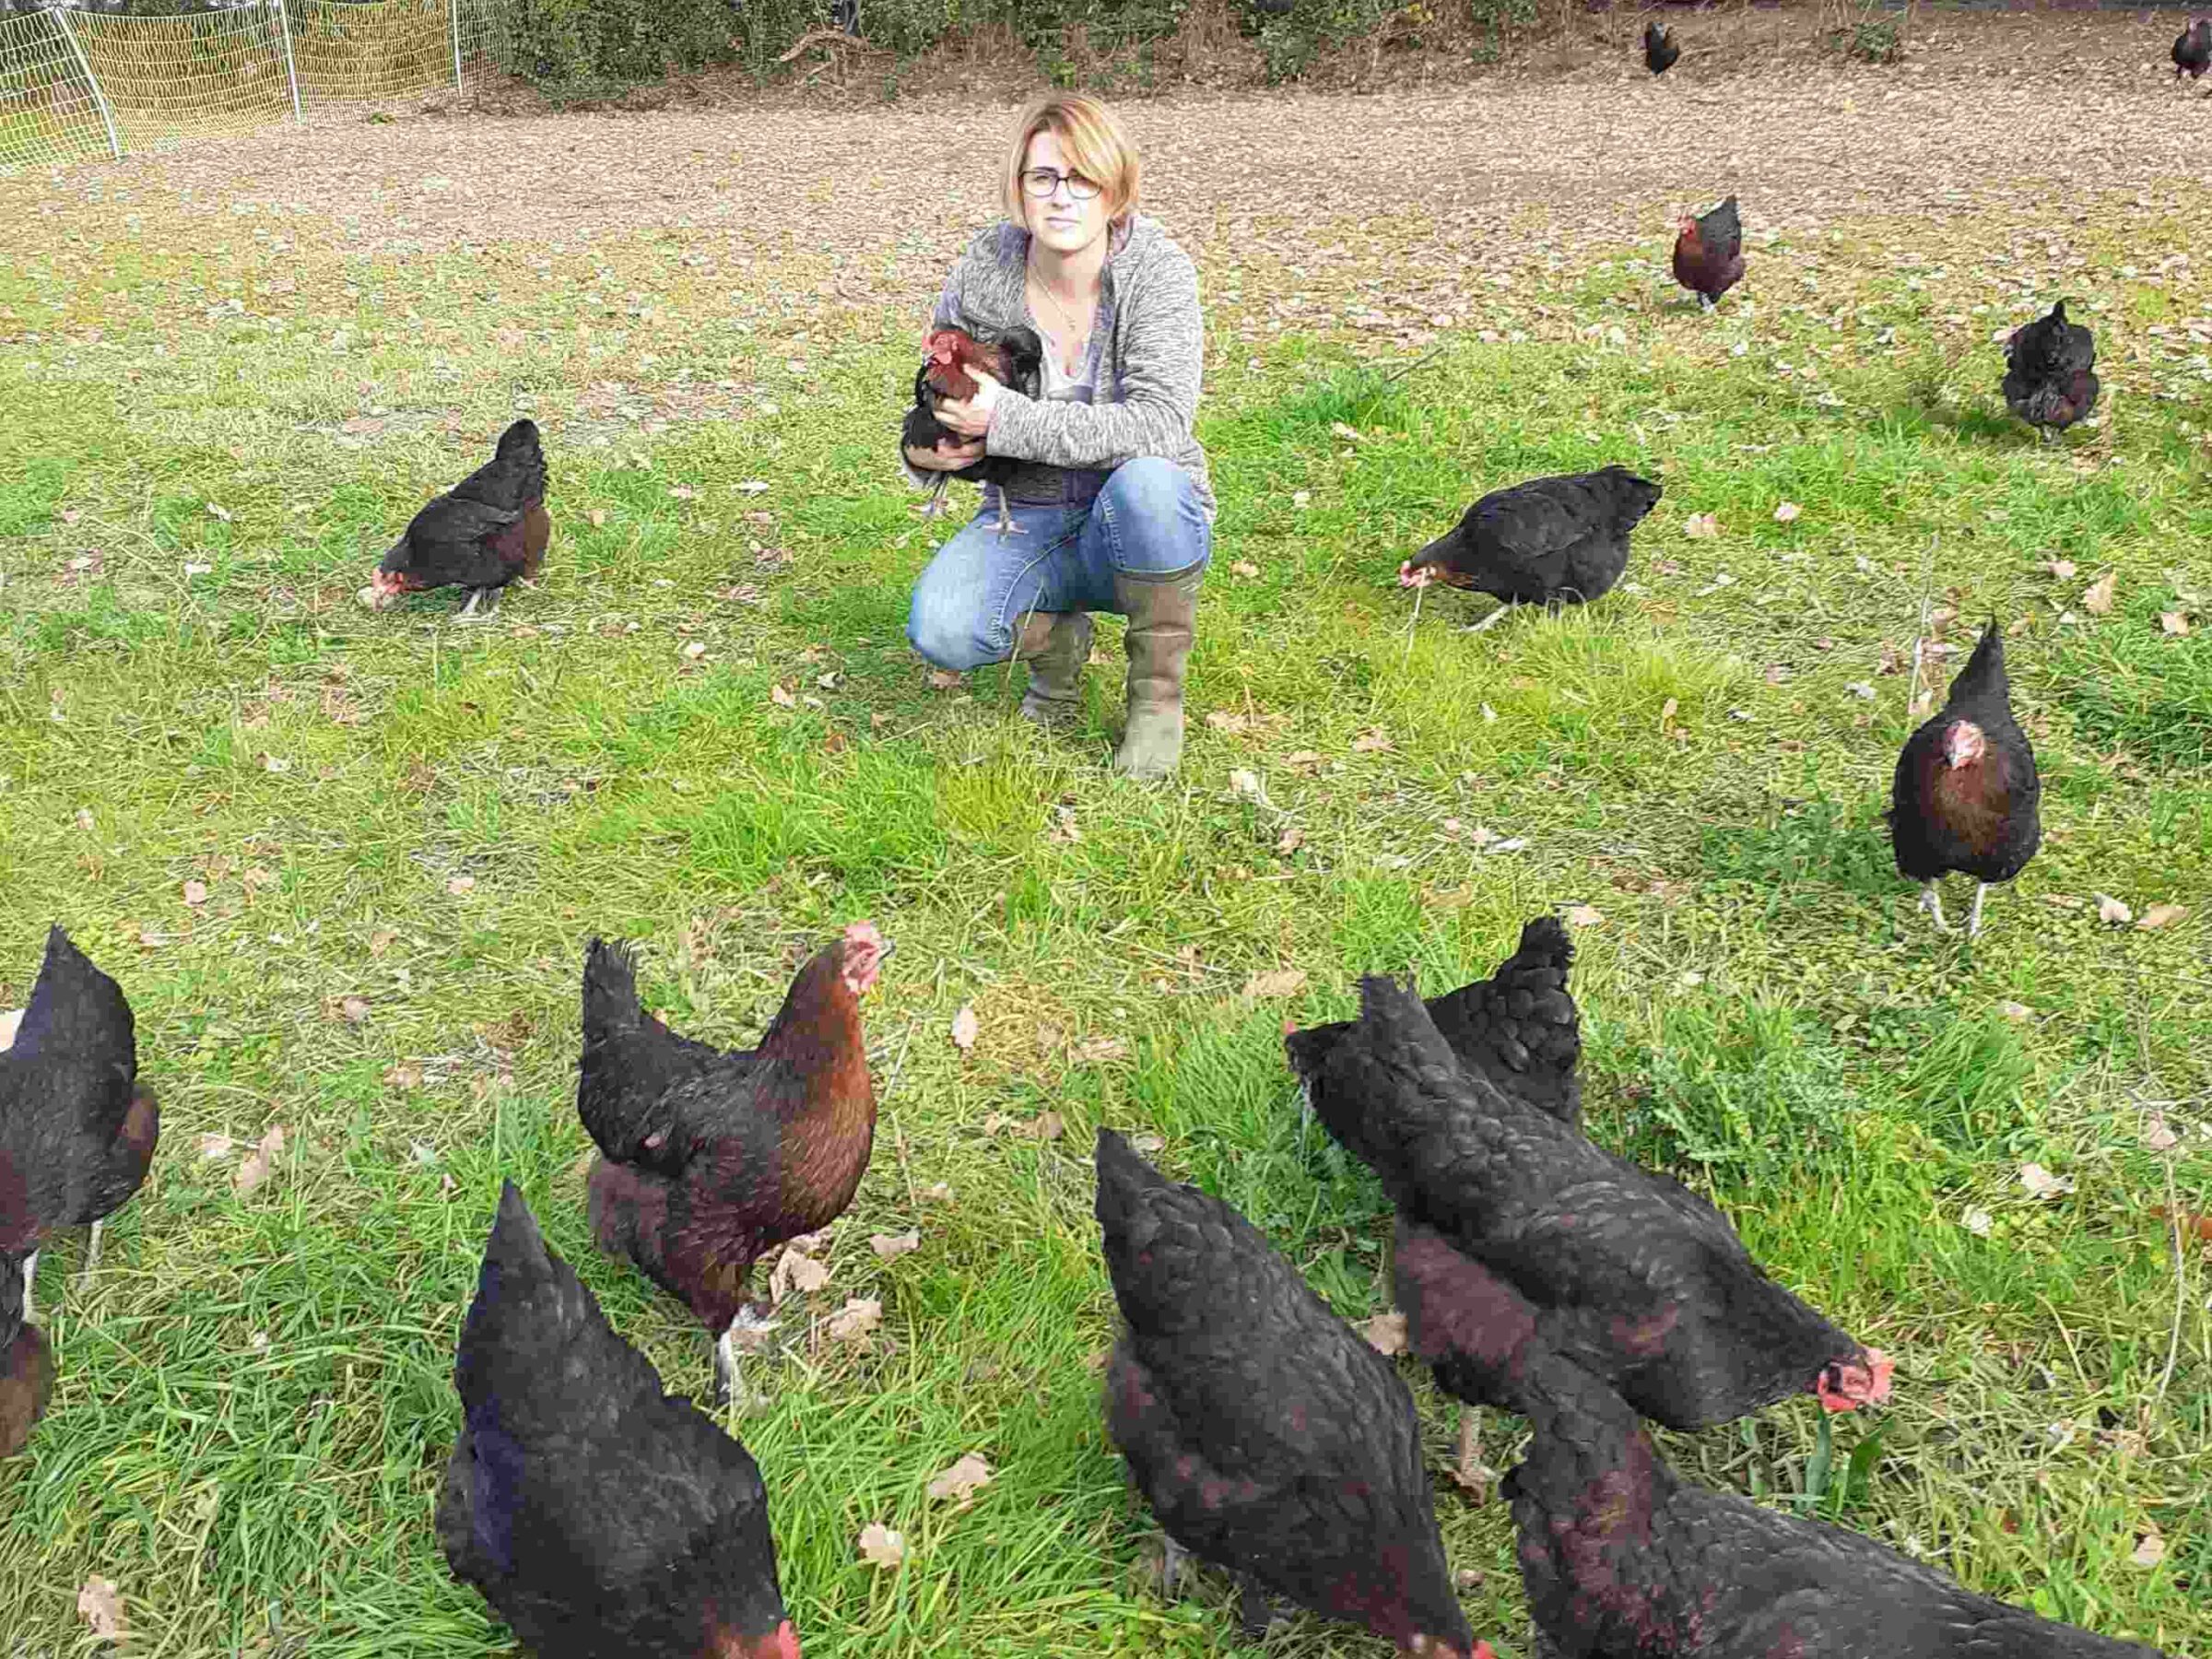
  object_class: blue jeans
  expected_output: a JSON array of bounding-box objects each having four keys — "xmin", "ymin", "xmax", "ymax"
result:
[{"xmin": 906, "ymin": 457, "xmax": 1212, "ymax": 671}]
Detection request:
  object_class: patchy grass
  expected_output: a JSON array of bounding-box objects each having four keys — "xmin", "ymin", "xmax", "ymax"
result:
[{"xmin": 1, "ymin": 63, "xmax": 2209, "ymax": 1659}]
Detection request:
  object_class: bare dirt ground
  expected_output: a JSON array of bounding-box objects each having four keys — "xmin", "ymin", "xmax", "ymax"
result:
[{"xmin": 8, "ymin": 8, "xmax": 2207, "ymax": 297}]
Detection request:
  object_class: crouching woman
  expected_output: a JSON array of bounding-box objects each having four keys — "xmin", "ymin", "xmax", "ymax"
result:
[{"xmin": 904, "ymin": 92, "xmax": 1214, "ymax": 781}]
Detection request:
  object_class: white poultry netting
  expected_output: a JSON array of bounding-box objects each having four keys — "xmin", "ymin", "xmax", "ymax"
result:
[{"xmin": 0, "ymin": 0, "xmax": 514, "ymax": 172}]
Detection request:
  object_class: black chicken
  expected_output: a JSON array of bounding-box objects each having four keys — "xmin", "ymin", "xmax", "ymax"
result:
[
  {"xmin": 2173, "ymin": 17, "xmax": 2209, "ymax": 80},
  {"xmin": 370, "ymin": 418, "xmax": 550, "ymax": 619},
  {"xmin": 1094, "ymin": 1129, "xmax": 1479, "ymax": 1658},
  {"xmin": 438, "ymin": 1183, "xmax": 800, "ymax": 1659},
  {"xmin": 1644, "ymin": 20, "xmax": 1679, "ymax": 74},
  {"xmin": 1398, "ymin": 466, "xmax": 1661, "ymax": 633},
  {"xmin": 1287, "ymin": 978, "xmax": 1891, "ymax": 1434},
  {"xmin": 578, "ymin": 925, "xmax": 890, "ymax": 1410},
  {"xmin": 2002, "ymin": 301, "xmax": 2100, "ymax": 444},
  {"xmin": 1673, "ymin": 196, "xmax": 1744, "ymax": 309},
  {"xmin": 1889, "ymin": 620, "xmax": 2041, "ymax": 938},
  {"xmin": 0, "ymin": 925, "xmax": 159, "ymax": 1456},
  {"xmin": 1290, "ymin": 917, "xmax": 1581, "ymax": 1127},
  {"xmin": 901, "ymin": 326, "xmax": 1046, "ymax": 537},
  {"xmin": 1418, "ymin": 1273, "xmax": 2165, "ymax": 1659}
]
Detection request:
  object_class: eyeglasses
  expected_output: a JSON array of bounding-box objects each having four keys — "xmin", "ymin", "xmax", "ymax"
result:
[{"xmin": 1021, "ymin": 167, "xmax": 1101, "ymax": 201}]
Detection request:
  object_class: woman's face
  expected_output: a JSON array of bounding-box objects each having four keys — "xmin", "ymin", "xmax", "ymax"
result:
[{"xmin": 1019, "ymin": 130, "xmax": 1111, "ymax": 258}]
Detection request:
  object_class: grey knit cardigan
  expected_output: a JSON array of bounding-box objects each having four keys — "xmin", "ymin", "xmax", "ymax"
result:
[{"xmin": 921, "ymin": 214, "xmax": 1215, "ymax": 519}]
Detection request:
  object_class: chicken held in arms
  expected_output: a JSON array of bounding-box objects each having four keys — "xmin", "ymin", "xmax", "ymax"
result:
[
  {"xmin": 2002, "ymin": 300, "xmax": 2100, "ymax": 444},
  {"xmin": 1399, "ymin": 466, "xmax": 1661, "ymax": 634},
  {"xmin": 1288, "ymin": 976, "xmax": 1890, "ymax": 1432},
  {"xmin": 438, "ymin": 1183, "xmax": 800, "ymax": 1659},
  {"xmin": 1644, "ymin": 20, "xmax": 1679, "ymax": 74},
  {"xmin": 1289, "ymin": 916, "xmax": 1582, "ymax": 1127},
  {"xmin": 1416, "ymin": 1272, "xmax": 2164, "ymax": 1659},
  {"xmin": 1094, "ymin": 1129, "xmax": 1482, "ymax": 1658},
  {"xmin": 2174, "ymin": 17, "xmax": 2209, "ymax": 80},
  {"xmin": 578, "ymin": 924, "xmax": 890, "ymax": 1410},
  {"xmin": 1889, "ymin": 619, "xmax": 2041, "ymax": 937},
  {"xmin": 368, "ymin": 418, "xmax": 550, "ymax": 619},
  {"xmin": 1673, "ymin": 195, "xmax": 1744, "ymax": 309},
  {"xmin": 901, "ymin": 326, "xmax": 1046, "ymax": 536}
]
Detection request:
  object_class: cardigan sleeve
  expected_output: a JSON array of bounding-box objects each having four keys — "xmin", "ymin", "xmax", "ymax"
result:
[{"xmin": 984, "ymin": 241, "xmax": 1203, "ymax": 471}]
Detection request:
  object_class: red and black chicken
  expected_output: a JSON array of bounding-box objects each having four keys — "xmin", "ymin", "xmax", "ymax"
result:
[
  {"xmin": 369, "ymin": 418, "xmax": 550, "ymax": 619},
  {"xmin": 1889, "ymin": 619, "xmax": 2041, "ymax": 937},
  {"xmin": 1674, "ymin": 196, "xmax": 1745, "ymax": 309},
  {"xmin": 0, "ymin": 925, "xmax": 160, "ymax": 1456},
  {"xmin": 900, "ymin": 326, "xmax": 1045, "ymax": 536},
  {"xmin": 1094, "ymin": 1128, "xmax": 1481, "ymax": 1658},
  {"xmin": 438, "ymin": 1182, "xmax": 801, "ymax": 1659},
  {"xmin": 2001, "ymin": 301, "xmax": 2100, "ymax": 444},
  {"xmin": 1398, "ymin": 467, "xmax": 1661, "ymax": 633},
  {"xmin": 577, "ymin": 924, "xmax": 890, "ymax": 1409}
]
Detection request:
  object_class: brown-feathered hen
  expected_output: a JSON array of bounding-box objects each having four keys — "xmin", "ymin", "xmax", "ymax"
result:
[
  {"xmin": 0, "ymin": 926, "xmax": 159, "ymax": 1450},
  {"xmin": 370, "ymin": 418, "xmax": 550, "ymax": 619},
  {"xmin": 578, "ymin": 924, "xmax": 889, "ymax": 1407},
  {"xmin": 1644, "ymin": 20, "xmax": 1679, "ymax": 74},
  {"xmin": 1094, "ymin": 1129, "xmax": 1481, "ymax": 1658},
  {"xmin": 437, "ymin": 1182, "xmax": 800, "ymax": 1659},
  {"xmin": 1406, "ymin": 1266, "xmax": 2164, "ymax": 1659},
  {"xmin": 1889, "ymin": 620, "xmax": 2041, "ymax": 937},
  {"xmin": 1398, "ymin": 466, "xmax": 1661, "ymax": 633},
  {"xmin": 1673, "ymin": 196, "xmax": 1744, "ymax": 309},
  {"xmin": 2001, "ymin": 301, "xmax": 2100, "ymax": 444},
  {"xmin": 2174, "ymin": 17, "xmax": 2209, "ymax": 80},
  {"xmin": 1288, "ymin": 917, "xmax": 1581, "ymax": 1127},
  {"xmin": 1287, "ymin": 978, "xmax": 1889, "ymax": 1434},
  {"xmin": 900, "ymin": 326, "xmax": 1046, "ymax": 535}
]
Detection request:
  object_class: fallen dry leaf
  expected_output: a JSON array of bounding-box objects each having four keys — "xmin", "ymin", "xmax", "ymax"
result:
[
  {"xmin": 1350, "ymin": 727, "xmax": 1394, "ymax": 753},
  {"xmin": 1773, "ymin": 500, "xmax": 1801, "ymax": 523},
  {"xmin": 1360, "ymin": 1311, "xmax": 1408, "ymax": 1357},
  {"xmin": 588, "ymin": 508, "xmax": 607, "ymax": 527},
  {"xmin": 769, "ymin": 1247, "xmax": 832, "ymax": 1306},
  {"xmin": 926, "ymin": 1453, "xmax": 994, "ymax": 1507},
  {"xmin": 2160, "ymin": 611, "xmax": 2190, "ymax": 637},
  {"xmin": 1022, "ymin": 1111, "xmax": 1066, "ymax": 1142},
  {"xmin": 383, "ymin": 1060, "xmax": 425, "ymax": 1089},
  {"xmin": 1205, "ymin": 709, "xmax": 1249, "ymax": 733},
  {"xmin": 869, "ymin": 1230, "xmax": 921, "ymax": 1261},
  {"xmin": 2095, "ymin": 894, "xmax": 2133, "ymax": 926},
  {"xmin": 339, "ymin": 995, "xmax": 371, "ymax": 1023},
  {"xmin": 1962, "ymin": 1206, "xmax": 1994, "ymax": 1238},
  {"xmin": 369, "ymin": 928, "xmax": 397, "ymax": 956},
  {"xmin": 1682, "ymin": 512, "xmax": 1721, "ymax": 538},
  {"xmin": 234, "ymin": 1125, "xmax": 286, "ymax": 1194},
  {"xmin": 920, "ymin": 1182, "xmax": 954, "ymax": 1202},
  {"xmin": 857, "ymin": 1521, "xmax": 907, "ymax": 1569},
  {"xmin": 2141, "ymin": 1115, "xmax": 2181, "ymax": 1154},
  {"xmin": 182, "ymin": 879, "xmax": 208, "ymax": 907},
  {"xmin": 1229, "ymin": 767, "xmax": 1262, "ymax": 796},
  {"xmin": 1997, "ymin": 1001, "xmax": 2032, "ymax": 1022},
  {"xmin": 76, "ymin": 1577, "xmax": 126, "ymax": 1640},
  {"xmin": 2136, "ymin": 904, "xmax": 2187, "ymax": 931},
  {"xmin": 926, "ymin": 668, "xmax": 962, "ymax": 689},
  {"xmin": 199, "ymin": 1132, "xmax": 234, "ymax": 1161},
  {"xmin": 770, "ymin": 684, "xmax": 796, "ymax": 708},
  {"xmin": 1077, "ymin": 1037, "xmax": 1127, "ymax": 1063},
  {"xmin": 827, "ymin": 1297, "xmax": 882, "ymax": 1343},
  {"xmin": 2018, "ymin": 1163, "xmax": 2072, "ymax": 1200},
  {"xmin": 949, "ymin": 1004, "xmax": 980, "ymax": 1051},
  {"xmin": 2082, "ymin": 571, "xmax": 2117, "ymax": 615},
  {"xmin": 1562, "ymin": 904, "xmax": 1604, "ymax": 928},
  {"xmin": 1230, "ymin": 559, "xmax": 1261, "ymax": 578},
  {"xmin": 446, "ymin": 876, "xmax": 476, "ymax": 896},
  {"xmin": 2132, "ymin": 1532, "xmax": 2167, "ymax": 1569},
  {"xmin": 1242, "ymin": 967, "xmax": 1308, "ymax": 999},
  {"xmin": 2041, "ymin": 559, "xmax": 2077, "ymax": 580}
]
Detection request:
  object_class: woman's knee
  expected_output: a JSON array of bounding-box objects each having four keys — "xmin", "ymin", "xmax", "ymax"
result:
[
  {"xmin": 907, "ymin": 581, "xmax": 1006, "ymax": 671},
  {"xmin": 1099, "ymin": 458, "xmax": 1209, "ymax": 574}
]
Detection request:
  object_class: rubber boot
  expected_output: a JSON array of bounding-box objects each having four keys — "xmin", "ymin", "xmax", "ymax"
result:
[
  {"xmin": 1016, "ymin": 610, "xmax": 1092, "ymax": 725},
  {"xmin": 1112, "ymin": 562, "xmax": 1202, "ymax": 780}
]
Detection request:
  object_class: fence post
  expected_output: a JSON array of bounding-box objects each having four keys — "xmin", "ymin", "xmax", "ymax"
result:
[
  {"xmin": 448, "ymin": 0, "xmax": 464, "ymax": 91},
  {"xmin": 51, "ymin": 4, "xmax": 122, "ymax": 161},
  {"xmin": 273, "ymin": 0, "xmax": 302, "ymax": 122}
]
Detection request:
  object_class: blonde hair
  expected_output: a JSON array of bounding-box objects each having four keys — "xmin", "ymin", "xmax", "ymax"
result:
[{"xmin": 1003, "ymin": 93, "xmax": 1140, "ymax": 225}]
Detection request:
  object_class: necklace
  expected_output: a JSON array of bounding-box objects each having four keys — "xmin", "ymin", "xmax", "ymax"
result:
[{"xmin": 1027, "ymin": 256, "xmax": 1093, "ymax": 370}]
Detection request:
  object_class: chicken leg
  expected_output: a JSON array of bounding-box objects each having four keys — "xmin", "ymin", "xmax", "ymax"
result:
[
  {"xmin": 993, "ymin": 491, "xmax": 1028, "ymax": 541},
  {"xmin": 1236, "ymin": 1573, "xmax": 1284, "ymax": 1640},
  {"xmin": 1159, "ymin": 1534, "xmax": 1191, "ymax": 1596},
  {"xmin": 1965, "ymin": 881, "xmax": 1989, "ymax": 939},
  {"xmin": 80, "ymin": 1221, "xmax": 101, "ymax": 1285},
  {"xmin": 1456, "ymin": 1404, "xmax": 1485, "ymax": 1490},
  {"xmin": 1457, "ymin": 603, "xmax": 1513, "ymax": 635},
  {"xmin": 20, "ymin": 1253, "xmax": 35, "ymax": 1324},
  {"xmin": 453, "ymin": 587, "xmax": 500, "ymax": 623},
  {"xmin": 713, "ymin": 1304, "xmax": 780, "ymax": 1415},
  {"xmin": 1919, "ymin": 879, "xmax": 1951, "ymax": 933}
]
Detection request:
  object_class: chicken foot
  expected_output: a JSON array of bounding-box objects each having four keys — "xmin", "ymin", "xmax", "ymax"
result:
[
  {"xmin": 1457, "ymin": 604, "xmax": 1513, "ymax": 635},
  {"xmin": 713, "ymin": 1304, "xmax": 781, "ymax": 1415},
  {"xmin": 993, "ymin": 492, "xmax": 1029, "ymax": 541},
  {"xmin": 1965, "ymin": 880, "xmax": 1989, "ymax": 939},
  {"xmin": 81, "ymin": 1219, "xmax": 102, "ymax": 1285},
  {"xmin": 1919, "ymin": 879, "xmax": 1951, "ymax": 934},
  {"xmin": 453, "ymin": 587, "xmax": 500, "ymax": 624},
  {"xmin": 1159, "ymin": 1535, "xmax": 1192, "ymax": 1597},
  {"xmin": 1235, "ymin": 1574, "xmax": 1285, "ymax": 1641}
]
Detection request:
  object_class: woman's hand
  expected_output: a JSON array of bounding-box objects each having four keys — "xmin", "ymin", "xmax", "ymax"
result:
[
  {"xmin": 934, "ymin": 367, "xmax": 1005, "ymax": 439},
  {"xmin": 905, "ymin": 436, "xmax": 986, "ymax": 473}
]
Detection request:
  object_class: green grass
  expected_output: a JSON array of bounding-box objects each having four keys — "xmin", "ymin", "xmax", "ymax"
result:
[{"xmin": 1, "ymin": 147, "xmax": 2209, "ymax": 1659}]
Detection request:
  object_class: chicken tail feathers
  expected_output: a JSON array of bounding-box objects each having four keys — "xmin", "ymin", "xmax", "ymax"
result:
[
  {"xmin": 1092, "ymin": 1127, "xmax": 1163, "ymax": 1241},
  {"xmin": 1947, "ymin": 617, "xmax": 2009, "ymax": 708},
  {"xmin": 15, "ymin": 924, "xmax": 135, "ymax": 1065},
  {"xmin": 581, "ymin": 938, "xmax": 642, "ymax": 1041}
]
